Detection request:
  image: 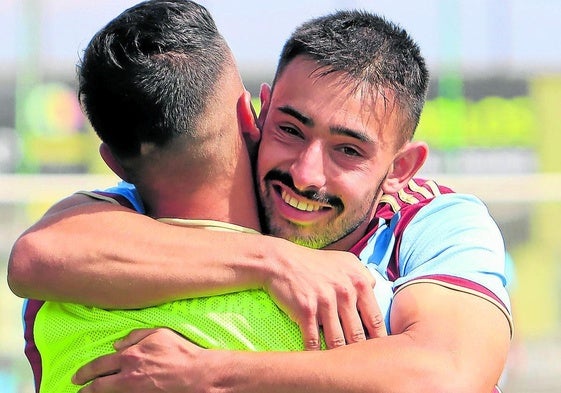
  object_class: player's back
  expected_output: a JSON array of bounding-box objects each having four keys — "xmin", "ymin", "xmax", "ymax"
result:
[{"xmin": 34, "ymin": 289, "xmax": 307, "ymax": 393}]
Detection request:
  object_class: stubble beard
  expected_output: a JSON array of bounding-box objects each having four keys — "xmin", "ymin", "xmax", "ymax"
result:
[{"xmin": 261, "ymin": 186, "xmax": 375, "ymax": 250}]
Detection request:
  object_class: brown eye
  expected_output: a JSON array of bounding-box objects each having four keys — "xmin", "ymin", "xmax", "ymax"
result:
[
  {"xmin": 339, "ymin": 146, "xmax": 361, "ymax": 157},
  {"xmin": 280, "ymin": 125, "xmax": 302, "ymax": 137}
]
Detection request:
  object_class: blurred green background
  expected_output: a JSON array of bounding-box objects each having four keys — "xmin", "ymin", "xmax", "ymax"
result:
[{"xmin": 1, "ymin": 1, "xmax": 560, "ymax": 392}]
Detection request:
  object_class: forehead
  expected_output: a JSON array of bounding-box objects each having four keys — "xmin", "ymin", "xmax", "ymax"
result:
[{"xmin": 271, "ymin": 57, "xmax": 403, "ymax": 145}]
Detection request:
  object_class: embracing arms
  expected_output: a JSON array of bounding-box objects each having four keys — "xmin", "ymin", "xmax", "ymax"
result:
[
  {"xmin": 73, "ymin": 283, "xmax": 510, "ymax": 393},
  {"xmin": 8, "ymin": 193, "xmax": 386, "ymax": 347},
  {"xmin": 69, "ymin": 193, "xmax": 512, "ymax": 392}
]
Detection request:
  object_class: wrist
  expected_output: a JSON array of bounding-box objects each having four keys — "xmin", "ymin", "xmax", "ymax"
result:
[
  {"xmin": 201, "ymin": 349, "xmax": 245, "ymax": 393},
  {"xmin": 257, "ymin": 235, "xmax": 294, "ymax": 292},
  {"xmin": 220, "ymin": 233, "xmax": 285, "ymax": 292}
]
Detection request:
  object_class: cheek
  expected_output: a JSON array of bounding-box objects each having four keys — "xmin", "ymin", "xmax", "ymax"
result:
[
  {"xmin": 256, "ymin": 142, "xmax": 273, "ymax": 177},
  {"xmin": 258, "ymin": 134, "xmax": 292, "ymax": 171},
  {"xmin": 337, "ymin": 172, "xmax": 384, "ymax": 205}
]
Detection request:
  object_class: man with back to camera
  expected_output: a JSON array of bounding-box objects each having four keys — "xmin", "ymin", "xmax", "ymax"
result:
[{"xmin": 9, "ymin": 2, "xmax": 512, "ymax": 392}]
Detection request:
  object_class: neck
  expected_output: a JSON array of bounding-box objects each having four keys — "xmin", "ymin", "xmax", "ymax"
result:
[
  {"xmin": 147, "ymin": 184, "xmax": 261, "ymax": 232},
  {"xmin": 139, "ymin": 154, "xmax": 261, "ymax": 232}
]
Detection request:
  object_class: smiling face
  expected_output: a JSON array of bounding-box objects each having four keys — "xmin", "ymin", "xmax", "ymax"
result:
[{"xmin": 256, "ymin": 57, "xmax": 408, "ymax": 250}]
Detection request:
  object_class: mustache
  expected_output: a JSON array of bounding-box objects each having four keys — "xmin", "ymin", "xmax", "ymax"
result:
[{"xmin": 264, "ymin": 169, "xmax": 343, "ymax": 209}]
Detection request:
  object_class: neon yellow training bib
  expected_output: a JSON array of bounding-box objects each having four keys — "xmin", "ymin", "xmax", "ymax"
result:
[{"xmin": 34, "ymin": 219, "xmax": 324, "ymax": 393}]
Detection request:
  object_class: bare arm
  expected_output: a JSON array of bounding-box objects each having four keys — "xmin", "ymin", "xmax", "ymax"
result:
[
  {"xmin": 8, "ymin": 193, "xmax": 386, "ymax": 346},
  {"xmin": 214, "ymin": 286, "xmax": 510, "ymax": 393},
  {"xmin": 8, "ymin": 193, "xmax": 271, "ymax": 307},
  {"xmin": 75, "ymin": 284, "xmax": 510, "ymax": 393}
]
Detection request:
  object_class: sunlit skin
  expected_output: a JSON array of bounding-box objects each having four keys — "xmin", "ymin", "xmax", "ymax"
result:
[{"xmin": 256, "ymin": 56, "xmax": 408, "ymax": 250}]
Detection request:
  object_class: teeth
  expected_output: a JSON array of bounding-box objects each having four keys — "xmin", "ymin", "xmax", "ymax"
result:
[{"xmin": 281, "ymin": 190, "xmax": 322, "ymax": 212}]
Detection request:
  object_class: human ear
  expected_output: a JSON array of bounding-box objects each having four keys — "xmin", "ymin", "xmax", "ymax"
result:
[
  {"xmin": 256, "ymin": 83, "xmax": 272, "ymax": 131},
  {"xmin": 382, "ymin": 141, "xmax": 428, "ymax": 193},
  {"xmin": 99, "ymin": 143, "xmax": 129, "ymax": 182},
  {"xmin": 237, "ymin": 90, "xmax": 261, "ymax": 143}
]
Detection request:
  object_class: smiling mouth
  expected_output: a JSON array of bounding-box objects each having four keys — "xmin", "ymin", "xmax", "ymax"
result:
[{"xmin": 280, "ymin": 189, "xmax": 327, "ymax": 212}]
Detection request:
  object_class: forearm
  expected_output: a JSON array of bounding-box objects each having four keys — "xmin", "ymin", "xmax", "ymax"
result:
[
  {"xmin": 200, "ymin": 285, "xmax": 510, "ymax": 393},
  {"xmin": 205, "ymin": 336, "xmax": 460, "ymax": 393},
  {"xmin": 7, "ymin": 195, "xmax": 283, "ymax": 308}
]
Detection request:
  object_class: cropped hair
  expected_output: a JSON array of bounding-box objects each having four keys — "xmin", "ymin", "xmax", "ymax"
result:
[
  {"xmin": 78, "ymin": 0, "xmax": 229, "ymax": 158},
  {"xmin": 274, "ymin": 10, "xmax": 429, "ymax": 140}
]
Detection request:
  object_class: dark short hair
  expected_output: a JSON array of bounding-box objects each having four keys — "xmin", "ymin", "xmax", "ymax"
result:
[
  {"xmin": 78, "ymin": 0, "xmax": 229, "ymax": 158},
  {"xmin": 274, "ymin": 10, "xmax": 429, "ymax": 141}
]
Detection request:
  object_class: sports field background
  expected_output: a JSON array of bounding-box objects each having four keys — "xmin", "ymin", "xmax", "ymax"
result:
[{"xmin": 2, "ymin": 1, "xmax": 561, "ymax": 392}]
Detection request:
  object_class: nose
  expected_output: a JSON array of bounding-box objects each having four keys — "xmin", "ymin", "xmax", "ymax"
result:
[{"xmin": 289, "ymin": 141, "xmax": 327, "ymax": 191}]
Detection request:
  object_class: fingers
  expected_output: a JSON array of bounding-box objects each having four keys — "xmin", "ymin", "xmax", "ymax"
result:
[
  {"xmin": 114, "ymin": 328, "xmax": 160, "ymax": 350},
  {"xmin": 313, "ymin": 288, "xmax": 366, "ymax": 349},
  {"xmin": 73, "ymin": 329, "xmax": 159, "ymax": 386},
  {"xmin": 360, "ymin": 266, "xmax": 388, "ymax": 338},
  {"xmin": 337, "ymin": 292, "xmax": 368, "ymax": 345},
  {"xmin": 319, "ymin": 266, "xmax": 386, "ymax": 347},
  {"xmin": 296, "ymin": 293, "xmax": 348, "ymax": 350},
  {"xmin": 318, "ymin": 299, "xmax": 348, "ymax": 349},
  {"xmin": 357, "ymin": 289, "xmax": 387, "ymax": 338},
  {"xmin": 299, "ymin": 314, "xmax": 322, "ymax": 351},
  {"xmin": 73, "ymin": 353, "xmax": 120, "ymax": 386},
  {"xmin": 76, "ymin": 373, "xmax": 120, "ymax": 393}
]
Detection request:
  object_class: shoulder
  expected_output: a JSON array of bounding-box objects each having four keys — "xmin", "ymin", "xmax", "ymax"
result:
[
  {"xmin": 376, "ymin": 178, "xmax": 455, "ymax": 220},
  {"xmin": 79, "ymin": 181, "xmax": 145, "ymax": 213},
  {"xmin": 394, "ymin": 186, "xmax": 503, "ymax": 266},
  {"xmin": 376, "ymin": 178, "xmax": 495, "ymax": 236},
  {"xmin": 352, "ymin": 178, "xmax": 463, "ymax": 254}
]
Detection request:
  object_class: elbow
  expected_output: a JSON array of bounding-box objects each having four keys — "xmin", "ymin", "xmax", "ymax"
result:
[
  {"xmin": 441, "ymin": 374, "xmax": 494, "ymax": 393},
  {"xmin": 415, "ymin": 363, "xmax": 497, "ymax": 393},
  {"xmin": 8, "ymin": 232, "xmax": 43, "ymax": 298}
]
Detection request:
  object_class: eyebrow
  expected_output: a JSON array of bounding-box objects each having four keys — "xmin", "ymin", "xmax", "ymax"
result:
[
  {"xmin": 277, "ymin": 105, "xmax": 375, "ymax": 144},
  {"xmin": 278, "ymin": 105, "xmax": 314, "ymax": 127},
  {"xmin": 331, "ymin": 126, "xmax": 375, "ymax": 143}
]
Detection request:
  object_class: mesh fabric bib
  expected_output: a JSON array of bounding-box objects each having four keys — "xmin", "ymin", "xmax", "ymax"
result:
[{"xmin": 34, "ymin": 219, "xmax": 323, "ymax": 393}]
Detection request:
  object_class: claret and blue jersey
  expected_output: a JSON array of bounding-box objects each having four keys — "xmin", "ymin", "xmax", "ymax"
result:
[{"xmin": 350, "ymin": 178, "xmax": 511, "ymax": 333}]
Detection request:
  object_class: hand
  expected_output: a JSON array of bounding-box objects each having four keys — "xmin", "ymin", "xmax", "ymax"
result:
[
  {"xmin": 264, "ymin": 243, "xmax": 387, "ymax": 350},
  {"xmin": 73, "ymin": 328, "xmax": 208, "ymax": 393}
]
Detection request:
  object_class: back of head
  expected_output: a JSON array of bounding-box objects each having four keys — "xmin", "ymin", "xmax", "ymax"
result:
[
  {"xmin": 78, "ymin": 0, "xmax": 230, "ymax": 160},
  {"xmin": 274, "ymin": 10, "xmax": 429, "ymax": 142}
]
